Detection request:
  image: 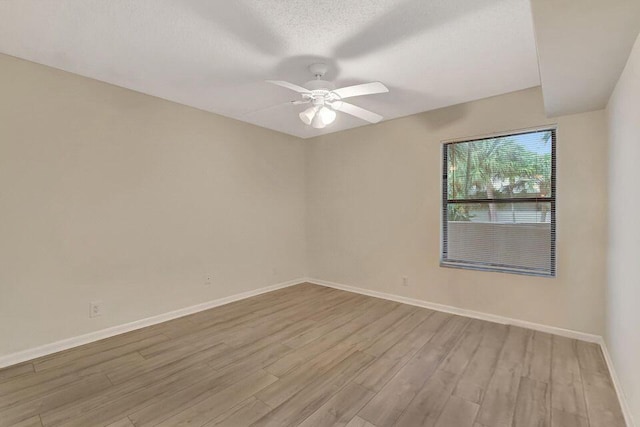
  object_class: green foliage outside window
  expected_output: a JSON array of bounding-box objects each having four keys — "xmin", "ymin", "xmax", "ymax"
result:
[{"xmin": 446, "ymin": 131, "xmax": 552, "ymax": 223}]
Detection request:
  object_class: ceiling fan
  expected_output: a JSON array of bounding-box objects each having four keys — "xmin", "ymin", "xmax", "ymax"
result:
[{"xmin": 266, "ymin": 63, "xmax": 389, "ymax": 129}]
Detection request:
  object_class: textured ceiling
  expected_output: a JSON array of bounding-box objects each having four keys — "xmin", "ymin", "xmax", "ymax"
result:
[
  {"xmin": 0, "ymin": 0, "xmax": 541, "ymax": 138},
  {"xmin": 531, "ymin": 0, "xmax": 640, "ymax": 117}
]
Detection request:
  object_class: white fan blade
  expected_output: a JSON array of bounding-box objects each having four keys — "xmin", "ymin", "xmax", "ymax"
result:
[
  {"xmin": 266, "ymin": 80, "xmax": 311, "ymax": 94},
  {"xmin": 242, "ymin": 99, "xmax": 310, "ymax": 116},
  {"xmin": 331, "ymin": 101, "xmax": 383, "ymax": 123},
  {"xmin": 332, "ymin": 82, "xmax": 388, "ymax": 99}
]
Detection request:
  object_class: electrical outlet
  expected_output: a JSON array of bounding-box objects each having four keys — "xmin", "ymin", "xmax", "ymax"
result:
[
  {"xmin": 89, "ymin": 301, "xmax": 102, "ymax": 318},
  {"xmin": 402, "ymin": 276, "xmax": 409, "ymax": 287}
]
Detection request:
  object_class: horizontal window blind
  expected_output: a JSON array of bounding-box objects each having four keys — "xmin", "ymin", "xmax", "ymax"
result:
[{"xmin": 441, "ymin": 128, "xmax": 556, "ymax": 276}]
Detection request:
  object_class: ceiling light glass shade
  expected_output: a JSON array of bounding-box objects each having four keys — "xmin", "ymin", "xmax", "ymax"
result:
[
  {"xmin": 317, "ymin": 106, "xmax": 336, "ymax": 125},
  {"xmin": 299, "ymin": 105, "xmax": 337, "ymax": 128},
  {"xmin": 311, "ymin": 112, "xmax": 326, "ymax": 129},
  {"xmin": 299, "ymin": 106, "xmax": 316, "ymax": 125}
]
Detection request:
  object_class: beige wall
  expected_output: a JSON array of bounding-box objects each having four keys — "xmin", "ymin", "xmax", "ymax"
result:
[
  {"xmin": 0, "ymin": 54, "xmax": 307, "ymax": 356},
  {"xmin": 307, "ymin": 87, "xmax": 608, "ymax": 335},
  {"xmin": 606, "ymin": 32, "xmax": 640, "ymax": 425}
]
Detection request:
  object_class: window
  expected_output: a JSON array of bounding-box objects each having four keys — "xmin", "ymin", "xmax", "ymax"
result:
[{"xmin": 441, "ymin": 128, "xmax": 556, "ymax": 276}]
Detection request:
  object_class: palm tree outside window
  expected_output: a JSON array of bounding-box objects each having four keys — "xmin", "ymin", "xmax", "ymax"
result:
[{"xmin": 441, "ymin": 128, "xmax": 556, "ymax": 276}]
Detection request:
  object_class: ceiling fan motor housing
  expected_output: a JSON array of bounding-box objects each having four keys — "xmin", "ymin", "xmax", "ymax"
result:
[
  {"xmin": 308, "ymin": 63, "xmax": 328, "ymax": 77},
  {"xmin": 304, "ymin": 79, "xmax": 335, "ymax": 92},
  {"xmin": 305, "ymin": 63, "xmax": 335, "ymax": 92}
]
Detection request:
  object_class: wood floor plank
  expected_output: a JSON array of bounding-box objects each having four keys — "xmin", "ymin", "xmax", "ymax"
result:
[
  {"xmin": 106, "ymin": 342, "xmax": 228, "ymax": 385},
  {"xmin": 576, "ymin": 340, "xmax": 626, "ymax": 426},
  {"xmin": 10, "ymin": 416, "xmax": 43, "ymax": 427},
  {"xmin": 30, "ymin": 329, "xmax": 167, "ymax": 372},
  {"xmin": 257, "ymin": 343, "xmax": 358, "ymax": 408},
  {"xmin": 0, "ymin": 284, "xmax": 625, "ymax": 427},
  {"xmin": 107, "ymin": 342, "xmax": 230, "ymax": 385},
  {"xmin": 551, "ymin": 381, "xmax": 587, "ymax": 418},
  {"xmin": 212, "ymin": 342, "xmax": 294, "ymax": 376},
  {"xmin": 550, "ymin": 335, "xmax": 589, "ymax": 423},
  {"xmin": 0, "ymin": 352, "xmax": 143, "ymax": 408},
  {"xmin": 0, "ymin": 373, "xmax": 112, "ymax": 427},
  {"xmin": 361, "ymin": 308, "xmax": 432, "ymax": 358},
  {"xmin": 394, "ymin": 369, "xmax": 459, "ymax": 427},
  {"xmin": 551, "ymin": 336, "xmax": 582, "ymax": 385},
  {"xmin": 265, "ymin": 299, "xmax": 394, "ymax": 377},
  {"xmin": 155, "ymin": 369, "xmax": 278, "ymax": 426},
  {"xmin": 475, "ymin": 326, "xmax": 531, "ymax": 427},
  {"xmin": 251, "ymin": 351, "xmax": 375, "ymax": 427},
  {"xmin": 581, "ymin": 369, "xmax": 626, "ymax": 427},
  {"xmin": 438, "ymin": 319, "xmax": 484, "ymax": 375},
  {"xmin": 45, "ymin": 365, "xmax": 212, "ymax": 427},
  {"xmin": 343, "ymin": 304, "xmax": 417, "ymax": 350},
  {"xmin": 357, "ymin": 315, "xmax": 469, "ymax": 427},
  {"xmin": 450, "ymin": 320, "xmax": 509, "ymax": 406},
  {"xmin": 0, "ymin": 364, "xmax": 34, "ymax": 384},
  {"xmin": 345, "ymin": 415, "xmax": 377, "ymax": 427},
  {"xmin": 40, "ymin": 344, "xmax": 229, "ymax": 426},
  {"xmin": 34, "ymin": 335, "xmax": 169, "ymax": 374},
  {"xmin": 434, "ymin": 395, "xmax": 479, "ymax": 427},
  {"xmin": 209, "ymin": 305, "xmax": 323, "ymax": 350},
  {"xmin": 283, "ymin": 296, "xmax": 374, "ymax": 349},
  {"xmin": 206, "ymin": 326, "xmax": 304, "ymax": 372},
  {"xmin": 139, "ymin": 285, "xmax": 333, "ymax": 358},
  {"xmin": 127, "ymin": 344, "xmax": 291, "ymax": 427},
  {"xmin": 512, "ymin": 377, "xmax": 550, "ymax": 427},
  {"xmin": 576, "ymin": 340, "xmax": 610, "ymax": 376},
  {"xmin": 523, "ymin": 331, "xmax": 552, "ymax": 383},
  {"xmin": 551, "ymin": 408, "xmax": 589, "ymax": 427},
  {"xmin": 206, "ymin": 397, "xmax": 272, "ymax": 427},
  {"xmin": 104, "ymin": 417, "xmax": 135, "ymax": 427},
  {"xmin": 220, "ymin": 294, "xmax": 344, "ymax": 349},
  {"xmin": 475, "ymin": 366, "xmax": 522, "ymax": 427},
  {"xmin": 395, "ymin": 321, "xmax": 484, "ymax": 427},
  {"xmin": 453, "ymin": 345, "xmax": 503, "ymax": 404},
  {"xmin": 135, "ymin": 326, "xmax": 227, "ymax": 359},
  {"xmin": 297, "ymin": 382, "xmax": 375, "ymax": 427},
  {"xmin": 353, "ymin": 311, "xmax": 450, "ymax": 392},
  {"xmin": 478, "ymin": 321, "xmax": 509, "ymax": 350},
  {"xmin": 497, "ymin": 326, "xmax": 531, "ymax": 371},
  {"xmin": 306, "ymin": 292, "xmax": 369, "ymax": 323}
]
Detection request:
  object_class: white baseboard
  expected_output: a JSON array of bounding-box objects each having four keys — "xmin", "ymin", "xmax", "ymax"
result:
[
  {"xmin": 307, "ymin": 277, "xmax": 635, "ymax": 426},
  {"xmin": 598, "ymin": 339, "xmax": 636, "ymax": 427},
  {"xmin": 0, "ymin": 278, "xmax": 305, "ymax": 369},
  {"xmin": 306, "ymin": 277, "xmax": 601, "ymax": 342}
]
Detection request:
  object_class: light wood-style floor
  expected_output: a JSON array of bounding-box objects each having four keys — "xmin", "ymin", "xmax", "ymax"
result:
[{"xmin": 0, "ymin": 283, "xmax": 626, "ymax": 427}]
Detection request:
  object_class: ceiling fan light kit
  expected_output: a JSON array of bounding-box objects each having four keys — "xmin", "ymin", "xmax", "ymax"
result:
[
  {"xmin": 267, "ymin": 63, "xmax": 389, "ymax": 129},
  {"xmin": 299, "ymin": 104, "xmax": 338, "ymax": 129}
]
